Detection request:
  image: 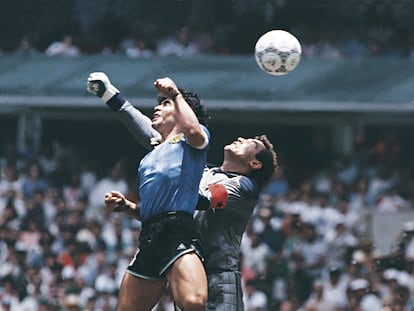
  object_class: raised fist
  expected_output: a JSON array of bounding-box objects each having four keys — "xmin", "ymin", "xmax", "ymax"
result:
[{"xmin": 87, "ymin": 72, "xmax": 120, "ymax": 102}]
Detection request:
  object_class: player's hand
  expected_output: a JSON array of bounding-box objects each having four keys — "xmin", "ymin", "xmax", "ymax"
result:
[
  {"xmin": 154, "ymin": 77, "xmax": 180, "ymax": 99},
  {"xmin": 104, "ymin": 191, "xmax": 128, "ymax": 213},
  {"xmin": 87, "ymin": 72, "xmax": 120, "ymax": 102}
]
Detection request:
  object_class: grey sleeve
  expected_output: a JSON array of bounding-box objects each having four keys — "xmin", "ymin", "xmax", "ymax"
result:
[
  {"xmin": 115, "ymin": 101, "xmax": 161, "ymax": 150},
  {"xmin": 198, "ymin": 175, "xmax": 258, "ymax": 219}
]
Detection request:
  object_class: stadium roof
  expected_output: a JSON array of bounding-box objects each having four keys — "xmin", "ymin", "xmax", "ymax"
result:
[{"xmin": 1, "ymin": 54, "xmax": 414, "ymax": 125}]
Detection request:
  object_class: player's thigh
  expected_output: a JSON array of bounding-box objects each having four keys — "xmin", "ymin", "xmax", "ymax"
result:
[
  {"xmin": 118, "ymin": 272, "xmax": 167, "ymax": 311},
  {"xmin": 167, "ymin": 253, "xmax": 207, "ymax": 303}
]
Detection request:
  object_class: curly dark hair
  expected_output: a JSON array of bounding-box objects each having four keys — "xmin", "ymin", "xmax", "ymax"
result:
[
  {"xmin": 157, "ymin": 87, "xmax": 209, "ymax": 126},
  {"xmin": 249, "ymin": 135, "xmax": 278, "ymax": 188}
]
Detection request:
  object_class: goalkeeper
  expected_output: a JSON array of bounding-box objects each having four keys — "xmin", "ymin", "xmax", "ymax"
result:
[
  {"xmin": 193, "ymin": 134, "xmax": 277, "ymax": 310},
  {"xmin": 87, "ymin": 72, "xmax": 209, "ymax": 311}
]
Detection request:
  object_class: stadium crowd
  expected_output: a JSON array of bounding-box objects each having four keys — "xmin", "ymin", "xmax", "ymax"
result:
[
  {"xmin": 1, "ymin": 126, "xmax": 414, "ymax": 310},
  {"xmin": 7, "ymin": 25, "xmax": 414, "ymax": 61},
  {"xmin": 3, "ymin": 1, "xmax": 414, "ymax": 59}
]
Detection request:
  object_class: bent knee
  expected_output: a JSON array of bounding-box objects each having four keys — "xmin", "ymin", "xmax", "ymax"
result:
[{"xmin": 181, "ymin": 294, "xmax": 207, "ymax": 311}]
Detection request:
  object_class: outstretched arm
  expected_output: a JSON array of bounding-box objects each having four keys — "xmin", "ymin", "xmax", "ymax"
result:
[
  {"xmin": 116, "ymin": 101, "xmax": 161, "ymax": 149},
  {"xmin": 87, "ymin": 72, "xmax": 161, "ymax": 150}
]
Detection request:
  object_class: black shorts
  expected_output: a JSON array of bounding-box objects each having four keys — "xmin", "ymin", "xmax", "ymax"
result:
[{"xmin": 126, "ymin": 211, "xmax": 203, "ymax": 280}]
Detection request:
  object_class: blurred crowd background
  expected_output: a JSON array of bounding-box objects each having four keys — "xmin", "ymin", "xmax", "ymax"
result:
[
  {"xmin": 1, "ymin": 125, "xmax": 414, "ymax": 311},
  {"xmin": 2, "ymin": 0, "xmax": 414, "ymax": 59},
  {"xmin": 2, "ymin": 1, "xmax": 414, "ymax": 310}
]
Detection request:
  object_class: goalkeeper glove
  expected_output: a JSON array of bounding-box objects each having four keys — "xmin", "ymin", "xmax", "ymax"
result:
[{"xmin": 87, "ymin": 72, "xmax": 120, "ymax": 102}]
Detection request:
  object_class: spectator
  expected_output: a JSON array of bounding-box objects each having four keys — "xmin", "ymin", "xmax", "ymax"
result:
[
  {"xmin": 0, "ymin": 164, "xmax": 24, "ymax": 198},
  {"xmin": 121, "ymin": 37, "xmax": 154, "ymax": 58},
  {"xmin": 389, "ymin": 284, "xmax": 414, "ymax": 311},
  {"xmin": 350, "ymin": 238, "xmax": 382, "ymax": 276},
  {"xmin": 376, "ymin": 187, "xmax": 412, "ymax": 212},
  {"xmin": 21, "ymin": 163, "xmax": 49, "ymax": 200},
  {"xmin": 254, "ymin": 207, "xmax": 285, "ymax": 253},
  {"xmin": 86, "ymin": 160, "xmax": 128, "ymax": 221},
  {"xmin": 321, "ymin": 267, "xmax": 349, "ymax": 308},
  {"xmin": 62, "ymin": 293, "xmax": 82, "ymax": 311},
  {"xmin": 62, "ymin": 173, "xmax": 84, "ymax": 209},
  {"xmin": 290, "ymin": 222, "xmax": 328, "ymax": 303},
  {"xmin": 38, "ymin": 144, "xmax": 59, "ymax": 178},
  {"xmin": 94, "ymin": 262, "xmax": 119, "ymax": 295},
  {"xmin": 301, "ymin": 279, "xmax": 335, "ymax": 311},
  {"xmin": 311, "ymin": 192, "xmax": 341, "ymax": 236},
  {"xmin": 324, "ymin": 216, "xmax": 358, "ymax": 270},
  {"xmin": 79, "ymin": 245, "xmax": 108, "ymax": 288},
  {"xmin": 157, "ymin": 26, "xmax": 201, "ymax": 57},
  {"xmin": 48, "ymin": 156, "xmax": 72, "ymax": 191},
  {"xmin": 336, "ymin": 193, "xmax": 365, "ymax": 235},
  {"xmin": 243, "ymin": 278, "xmax": 268, "ymax": 311},
  {"xmin": 0, "ymin": 190, "xmax": 26, "ymax": 229},
  {"xmin": 21, "ymin": 190, "xmax": 46, "ymax": 231},
  {"xmin": 262, "ymin": 166, "xmax": 289, "ymax": 199},
  {"xmin": 45, "ymin": 35, "xmax": 81, "ymax": 57},
  {"xmin": 266, "ymin": 250, "xmax": 289, "ymax": 305},
  {"xmin": 366, "ymin": 168, "xmax": 395, "ymax": 205},
  {"xmin": 75, "ymin": 218, "xmax": 106, "ymax": 252},
  {"xmin": 349, "ymin": 177, "xmax": 373, "ymax": 210},
  {"xmin": 78, "ymin": 161, "xmax": 97, "ymax": 194},
  {"xmin": 83, "ymin": 296, "xmax": 97, "ymax": 311},
  {"xmin": 240, "ymin": 229, "xmax": 273, "ymax": 281},
  {"xmin": 14, "ymin": 36, "xmax": 40, "ymax": 56},
  {"xmin": 348, "ymin": 278, "xmax": 383, "ymax": 311},
  {"xmin": 101, "ymin": 215, "xmax": 134, "ymax": 260}
]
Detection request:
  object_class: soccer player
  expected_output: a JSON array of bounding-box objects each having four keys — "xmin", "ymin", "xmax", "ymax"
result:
[
  {"xmin": 86, "ymin": 72, "xmax": 210, "ymax": 311},
  {"xmin": 89, "ymin": 73, "xmax": 278, "ymax": 310},
  {"xmin": 194, "ymin": 134, "xmax": 277, "ymax": 310}
]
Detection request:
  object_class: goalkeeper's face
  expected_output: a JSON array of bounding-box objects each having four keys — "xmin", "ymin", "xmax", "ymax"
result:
[
  {"xmin": 224, "ymin": 137, "xmax": 265, "ymax": 167},
  {"xmin": 152, "ymin": 98, "xmax": 176, "ymax": 133}
]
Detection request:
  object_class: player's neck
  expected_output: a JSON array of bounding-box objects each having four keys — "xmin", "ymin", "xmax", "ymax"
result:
[
  {"xmin": 221, "ymin": 161, "xmax": 249, "ymax": 175},
  {"xmin": 160, "ymin": 129, "xmax": 181, "ymax": 142}
]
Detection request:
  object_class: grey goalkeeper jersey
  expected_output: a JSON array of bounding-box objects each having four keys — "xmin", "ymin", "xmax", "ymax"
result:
[{"xmin": 195, "ymin": 167, "xmax": 260, "ymax": 274}]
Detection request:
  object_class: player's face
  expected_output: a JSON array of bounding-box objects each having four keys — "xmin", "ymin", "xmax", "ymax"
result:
[
  {"xmin": 225, "ymin": 137, "xmax": 265, "ymax": 162},
  {"xmin": 152, "ymin": 98, "xmax": 176, "ymax": 132}
]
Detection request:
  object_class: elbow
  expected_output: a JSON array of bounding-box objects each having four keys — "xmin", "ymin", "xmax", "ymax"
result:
[{"xmin": 185, "ymin": 128, "xmax": 208, "ymax": 149}]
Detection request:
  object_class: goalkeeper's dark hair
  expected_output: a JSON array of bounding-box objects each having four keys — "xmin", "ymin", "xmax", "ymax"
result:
[
  {"xmin": 157, "ymin": 88, "xmax": 209, "ymax": 126},
  {"xmin": 249, "ymin": 135, "xmax": 278, "ymax": 188}
]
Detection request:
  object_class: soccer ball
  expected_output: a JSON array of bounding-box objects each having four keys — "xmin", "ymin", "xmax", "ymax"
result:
[{"xmin": 255, "ymin": 30, "xmax": 302, "ymax": 76}]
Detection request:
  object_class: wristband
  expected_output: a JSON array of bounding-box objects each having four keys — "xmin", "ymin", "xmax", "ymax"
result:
[
  {"xmin": 171, "ymin": 92, "xmax": 181, "ymax": 101},
  {"xmin": 106, "ymin": 94, "xmax": 126, "ymax": 112}
]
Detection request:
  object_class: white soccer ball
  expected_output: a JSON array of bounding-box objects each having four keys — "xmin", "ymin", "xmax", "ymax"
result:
[{"xmin": 255, "ymin": 30, "xmax": 302, "ymax": 76}]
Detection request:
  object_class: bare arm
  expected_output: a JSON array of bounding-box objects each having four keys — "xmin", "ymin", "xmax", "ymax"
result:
[
  {"xmin": 104, "ymin": 190, "xmax": 141, "ymax": 220},
  {"xmin": 154, "ymin": 77, "xmax": 207, "ymax": 148}
]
